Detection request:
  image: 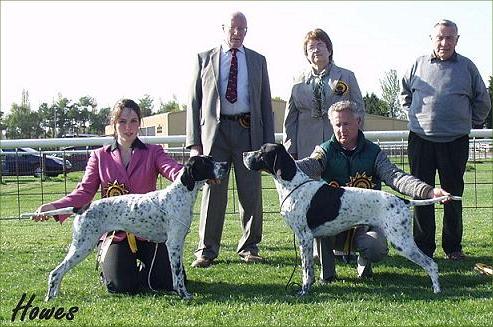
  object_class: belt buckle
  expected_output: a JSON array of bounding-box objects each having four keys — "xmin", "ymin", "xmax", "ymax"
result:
[{"xmin": 239, "ymin": 114, "xmax": 251, "ymax": 128}]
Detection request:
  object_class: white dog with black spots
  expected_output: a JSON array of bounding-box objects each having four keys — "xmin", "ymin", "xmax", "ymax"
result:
[
  {"xmin": 243, "ymin": 143, "xmax": 461, "ymax": 295},
  {"xmin": 25, "ymin": 156, "xmax": 228, "ymax": 301}
]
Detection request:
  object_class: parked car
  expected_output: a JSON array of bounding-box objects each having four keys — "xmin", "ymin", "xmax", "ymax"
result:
[
  {"xmin": 0, "ymin": 148, "xmax": 72, "ymax": 177},
  {"xmin": 57, "ymin": 145, "xmax": 99, "ymax": 171}
]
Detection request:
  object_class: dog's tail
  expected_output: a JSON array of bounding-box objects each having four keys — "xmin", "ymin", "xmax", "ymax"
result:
[
  {"xmin": 20, "ymin": 205, "xmax": 88, "ymax": 219},
  {"xmin": 406, "ymin": 195, "xmax": 462, "ymax": 207}
]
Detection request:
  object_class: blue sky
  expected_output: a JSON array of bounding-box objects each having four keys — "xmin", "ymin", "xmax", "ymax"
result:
[{"xmin": 1, "ymin": 1, "xmax": 492, "ymax": 113}]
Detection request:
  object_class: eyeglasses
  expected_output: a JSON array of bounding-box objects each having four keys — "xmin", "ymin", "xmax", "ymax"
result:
[
  {"xmin": 306, "ymin": 41, "xmax": 328, "ymax": 53},
  {"xmin": 223, "ymin": 25, "xmax": 247, "ymax": 34},
  {"xmin": 431, "ymin": 35, "xmax": 459, "ymax": 42}
]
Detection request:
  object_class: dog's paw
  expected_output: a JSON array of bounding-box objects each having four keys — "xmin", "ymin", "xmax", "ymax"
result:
[
  {"xmin": 297, "ymin": 286, "xmax": 311, "ymax": 297},
  {"xmin": 177, "ymin": 289, "xmax": 193, "ymax": 300}
]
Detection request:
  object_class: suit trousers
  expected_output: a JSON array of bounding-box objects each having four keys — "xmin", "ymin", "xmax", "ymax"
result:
[
  {"xmin": 317, "ymin": 226, "xmax": 388, "ymax": 280},
  {"xmin": 195, "ymin": 119, "xmax": 263, "ymax": 259},
  {"xmin": 408, "ymin": 132, "xmax": 469, "ymax": 257}
]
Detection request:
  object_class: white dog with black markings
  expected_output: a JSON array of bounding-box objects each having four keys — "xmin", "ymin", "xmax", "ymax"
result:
[
  {"xmin": 26, "ymin": 156, "xmax": 228, "ymax": 301},
  {"xmin": 243, "ymin": 143, "xmax": 461, "ymax": 295}
]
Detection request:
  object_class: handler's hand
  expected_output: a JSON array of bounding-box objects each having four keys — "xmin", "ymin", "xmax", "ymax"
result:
[
  {"xmin": 206, "ymin": 179, "xmax": 221, "ymax": 185},
  {"xmin": 190, "ymin": 145, "xmax": 203, "ymax": 158},
  {"xmin": 32, "ymin": 204, "xmax": 56, "ymax": 222},
  {"xmin": 428, "ymin": 188, "xmax": 451, "ymax": 203}
]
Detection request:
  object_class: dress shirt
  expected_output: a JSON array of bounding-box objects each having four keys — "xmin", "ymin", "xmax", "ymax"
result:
[{"xmin": 220, "ymin": 44, "xmax": 250, "ymax": 115}]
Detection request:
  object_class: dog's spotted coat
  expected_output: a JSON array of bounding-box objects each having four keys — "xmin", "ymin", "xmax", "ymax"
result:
[
  {"xmin": 243, "ymin": 143, "xmax": 460, "ymax": 295},
  {"xmin": 41, "ymin": 156, "xmax": 228, "ymax": 301}
]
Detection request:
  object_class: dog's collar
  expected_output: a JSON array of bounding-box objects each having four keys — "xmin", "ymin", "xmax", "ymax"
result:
[{"xmin": 279, "ymin": 180, "xmax": 318, "ymax": 211}]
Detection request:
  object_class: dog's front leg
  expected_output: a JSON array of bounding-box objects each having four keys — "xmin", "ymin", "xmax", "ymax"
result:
[
  {"xmin": 293, "ymin": 225, "xmax": 315, "ymax": 296},
  {"xmin": 166, "ymin": 234, "xmax": 192, "ymax": 300}
]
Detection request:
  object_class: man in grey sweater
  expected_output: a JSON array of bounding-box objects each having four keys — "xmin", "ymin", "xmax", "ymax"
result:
[{"xmin": 400, "ymin": 19, "xmax": 491, "ymax": 260}]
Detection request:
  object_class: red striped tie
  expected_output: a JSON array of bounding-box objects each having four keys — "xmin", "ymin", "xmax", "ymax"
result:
[{"xmin": 225, "ymin": 48, "xmax": 238, "ymax": 103}]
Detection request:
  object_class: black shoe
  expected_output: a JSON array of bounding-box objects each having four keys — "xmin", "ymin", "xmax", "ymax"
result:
[{"xmin": 446, "ymin": 251, "xmax": 466, "ymax": 261}]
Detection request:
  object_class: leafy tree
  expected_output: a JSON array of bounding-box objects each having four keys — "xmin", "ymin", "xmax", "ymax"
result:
[
  {"xmin": 363, "ymin": 92, "xmax": 389, "ymax": 117},
  {"xmin": 380, "ymin": 69, "xmax": 406, "ymax": 119},
  {"xmin": 138, "ymin": 94, "xmax": 154, "ymax": 117},
  {"xmin": 157, "ymin": 95, "xmax": 185, "ymax": 114},
  {"xmin": 486, "ymin": 76, "xmax": 492, "ymax": 129},
  {"xmin": 40, "ymin": 95, "xmax": 95, "ymax": 136},
  {"xmin": 50, "ymin": 95, "xmax": 72, "ymax": 137},
  {"xmin": 5, "ymin": 103, "xmax": 42, "ymax": 139},
  {"xmin": 272, "ymin": 96, "xmax": 284, "ymax": 101},
  {"xmin": 5, "ymin": 90, "xmax": 43, "ymax": 138},
  {"xmin": 78, "ymin": 96, "xmax": 97, "ymax": 108},
  {"xmin": 88, "ymin": 107, "xmax": 111, "ymax": 135},
  {"xmin": 65, "ymin": 102, "xmax": 80, "ymax": 134},
  {"xmin": 37, "ymin": 102, "xmax": 57, "ymax": 137},
  {"xmin": 74, "ymin": 96, "xmax": 97, "ymax": 134}
]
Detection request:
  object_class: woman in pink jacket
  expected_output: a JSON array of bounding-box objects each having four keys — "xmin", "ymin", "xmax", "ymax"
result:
[{"xmin": 33, "ymin": 99, "xmax": 184, "ymax": 294}]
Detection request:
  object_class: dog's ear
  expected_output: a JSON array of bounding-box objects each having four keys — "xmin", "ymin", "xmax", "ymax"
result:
[
  {"xmin": 272, "ymin": 144, "xmax": 296, "ymax": 181},
  {"xmin": 188, "ymin": 156, "xmax": 216, "ymax": 181},
  {"xmin": 180, "ymin": 162, "xmax": 195, "ymax": 191}
]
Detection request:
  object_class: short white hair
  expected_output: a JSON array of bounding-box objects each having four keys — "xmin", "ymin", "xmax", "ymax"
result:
[
  {"xmin": 328, "ymin": 100, "xmax": 364, "ymax": 121},
  {"xmin": 433, "ymin": 19, "xmax": 458, "ymax": 35}
]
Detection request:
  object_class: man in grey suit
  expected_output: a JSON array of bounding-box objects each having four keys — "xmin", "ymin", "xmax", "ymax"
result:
[{"xmin": 186, "ymin": 11, "xmax": 275, "ymax": 268}]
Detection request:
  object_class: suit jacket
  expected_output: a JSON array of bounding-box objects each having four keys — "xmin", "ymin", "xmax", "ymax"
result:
[
  {"xmin": 186, "ymin": 46, "xmax": 275, "ymax": 154},
  {"xmin": 51, "ymin": 141, "xmax": 183, "ymax": 231},
  {"xmin": 283, "ymin": 64, "xmax": 364, "ymax": 159}
]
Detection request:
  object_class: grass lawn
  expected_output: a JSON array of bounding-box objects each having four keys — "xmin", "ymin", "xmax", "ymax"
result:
[{"xmin": 1, "ymin": 164, "xmax": 492, "ymax": 325}]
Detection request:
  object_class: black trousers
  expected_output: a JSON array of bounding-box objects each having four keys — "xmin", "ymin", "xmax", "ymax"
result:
[
  {"xmin": 99, "ymin": 238, "xmax": 182, "ymax": 294},
  {"xmin": 408, "ymin": 132, "xmax": 469, "ymax": 257}
]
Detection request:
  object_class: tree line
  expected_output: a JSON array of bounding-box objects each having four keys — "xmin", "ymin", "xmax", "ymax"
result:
[
  {"xmin": 1, "ymin": 72, "xmax": 491, "ymax": 139},
  {"xmin": 0, "ymin": 92, "xmax": 185, "ymax": 139}
]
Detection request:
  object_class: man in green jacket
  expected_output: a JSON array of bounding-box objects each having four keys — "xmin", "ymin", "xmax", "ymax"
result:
[{"xmin": 297, "ymin": 100, "xmax": 450, "ymax": 283}]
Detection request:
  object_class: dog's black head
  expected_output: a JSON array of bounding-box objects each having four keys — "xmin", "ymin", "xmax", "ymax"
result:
[
  {"xmin": 181, "ymin": 156, "xmax": 228, "ymax": 191},
  {"xmin": 242, "ymin": 143, "xmax": 296, "ymax": 181}
]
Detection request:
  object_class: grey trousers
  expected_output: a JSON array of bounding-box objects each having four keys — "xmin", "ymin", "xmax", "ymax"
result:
[
  {"xmin": 316, "ymin": 226, "xmax": 388, "ymax": 280},
  {"xmin": 194, "ymin": 119, "xmax": 263, "ymax": 259}
]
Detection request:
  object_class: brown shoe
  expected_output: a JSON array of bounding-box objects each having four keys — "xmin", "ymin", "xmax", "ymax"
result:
[
  {"xmin": 191, "ymin": 256, "xmax": 213, "ymax": 268},
  {"xmin": 474, "ymin": 263, "xmax": 493, "ymax": 276},
  {"xmin": 240, "ymin": 254, "xmax": 264, "ymax": 263},
  {"xmin": 446, "ymin": 251, "xmax": 466, "ymax": 261}
]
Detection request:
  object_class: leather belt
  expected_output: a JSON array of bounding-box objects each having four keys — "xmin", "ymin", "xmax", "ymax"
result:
[
  {"xmin": 220, "ymin": 113, "xmax": 251, "ymax": 128},
  {"xmin": 220, "ymin": 113, "xmax": 250, "ymax": 121}
]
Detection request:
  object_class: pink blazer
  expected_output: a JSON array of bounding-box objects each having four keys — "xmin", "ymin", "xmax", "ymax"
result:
[{"xmin": 51, "ymin": 140, "xmax": 183, "ymax": 235}]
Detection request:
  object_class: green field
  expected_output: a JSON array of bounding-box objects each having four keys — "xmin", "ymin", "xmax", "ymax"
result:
[{"xmin": 0, "ymin": 160, "xmax": 492, "ymax": 325}]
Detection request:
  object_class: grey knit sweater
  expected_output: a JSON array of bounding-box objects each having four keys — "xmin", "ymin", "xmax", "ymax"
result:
[{"xmin": 400, "ymin": 52, "xmax": 491, "ymax": 142}]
